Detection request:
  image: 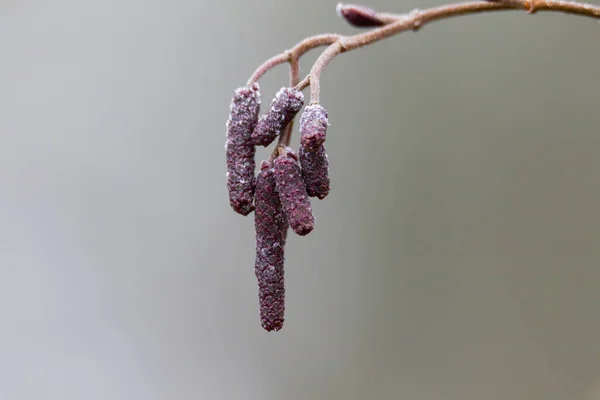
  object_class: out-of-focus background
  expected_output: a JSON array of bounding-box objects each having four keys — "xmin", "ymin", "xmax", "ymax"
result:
[{"xmin": 1, "ymin": 0, "xmax": 599, "ymax": 399}]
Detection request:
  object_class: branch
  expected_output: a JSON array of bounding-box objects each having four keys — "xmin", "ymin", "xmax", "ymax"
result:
[
  {"xmin": 244, "ymin": 0, "xmax": 599, "ymax": 147},
  {"xmin": 247, "ymin": 34, "xmax": 341, "ymax": 86},
  {"xmin": 244, "ymin": 0, "xmax": 600, "ymax": 157},
  {"xmin": 294, "ymin": 0, "xmax": 600, "ymax": 103}
]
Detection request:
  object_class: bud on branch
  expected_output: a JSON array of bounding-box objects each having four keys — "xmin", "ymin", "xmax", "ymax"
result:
[{"xmin": 336, "ymin": 3, "xmax": 386, "ymax": 27}]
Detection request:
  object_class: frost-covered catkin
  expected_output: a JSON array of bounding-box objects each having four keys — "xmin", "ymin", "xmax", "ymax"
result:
[
  {"xmin": 252, "ymin": 87, "xmax": 304, "ymax": 147},
  {"xmin": 254, "ymin": 162, "xmax": 288, "ymax": 332},
  {"xmin": 300, "ymin": 145, "xmax": 330, "ymax": 199},
  {"xmin": 274, "ymin": 149, "xmax": 315, "ymax": 236},
  {"xmin": 299, "ymin": 104, "xmax": 328, "ymax": 151},
  {"xmin": 225, "ymin": 83, "xmax": 260, "ymax": 215}
]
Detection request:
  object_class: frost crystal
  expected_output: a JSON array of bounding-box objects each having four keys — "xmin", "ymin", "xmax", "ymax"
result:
[{"xmin": 300, "ymin": 104, "xmax": 328, "ymax": 151}]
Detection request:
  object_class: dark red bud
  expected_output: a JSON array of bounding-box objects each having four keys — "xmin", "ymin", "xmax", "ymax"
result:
[
  {"xmin": 300, "ymin": 145, "xmax": 330, "ymax": 200},
  {"xmin": 252, "ymin": 87, "xmax": 304, "ymax": 147},
  {"xmin": 274, "ymin": 149, "xmax": 315, "ymax": 236},
  {"xmin": 300, "ymin": 104, "xmax": 328, "ymax": 150},
  {"xmin": 226, "ymin": 83, "xmax": 260, "ymax": 215},
  {"xmin": 336, "ymin": 3, "xmax": 385, "ymax": 27},
  {"xmin": 254, "ymin": 164, "xmax": 288, "ymax": 332}
]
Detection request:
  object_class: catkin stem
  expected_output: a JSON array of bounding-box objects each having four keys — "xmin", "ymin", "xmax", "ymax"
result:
[
  {"xmin": 276, "ymin": 55, "xmax": 301, "ymax": 150},
  {"xmin": 247, "ymin": 34, "xmax": 341, "ymax": 86}
]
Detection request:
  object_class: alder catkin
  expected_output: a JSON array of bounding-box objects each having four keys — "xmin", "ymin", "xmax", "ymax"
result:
[
  {"xmin": 252, "ymin": 87, "xmax": 304, "ymax": 147},
  {"xmin": 254, "ymin": 161, "xmax": 288, "ymax": 332},
  {"xmin": 299, "ymin": 104, "xmax": 328, "ymax": 151},
  {"xmin": 299, "ymin": 145, "xmax": 330, "ymax": 199},
  {"xmin": 225, "ymin": 83, "xmax": 260, "ymax": 215},
  {"xmin": 274, "ymin": 149, "xmax": 315, "ymax": 236}
]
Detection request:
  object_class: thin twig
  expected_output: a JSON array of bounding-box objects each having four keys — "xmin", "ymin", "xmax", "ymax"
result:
[
  {"xmin": 295, "ymin": 0, "xmax": 600, "ymax": 103},
  {"xmin": 247, "ymin": 34, "xmax": 341, "ymax": 86},
  {"xmin": 277, "ymin": 55, "xmax": 301, "ymax": 149}
]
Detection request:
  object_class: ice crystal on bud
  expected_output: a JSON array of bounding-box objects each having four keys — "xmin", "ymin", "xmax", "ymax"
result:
[
  {"xmin": 274, "ymin": 148, "xmax": 315, "ymax": 236},
  {"xmin": 300, "ymin": 104, "xmax": 328, "ymax": 151},
  {"xmin": 300, "ymin": 145, "xmax": 330, "ymax": 199},
  {"xmin": 225, "ymin": 83, "xmax": 260, "ymax": 215},
  {"xmin": 254, "ymin": 162, "xmax": 288, "ymax": 331},
  {"xmin": 252, "ymin": 87, "xmax": 304, "ymax": 147}
]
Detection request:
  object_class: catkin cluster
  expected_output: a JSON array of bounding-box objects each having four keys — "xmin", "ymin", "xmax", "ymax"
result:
[
  {"xmin": 225, "ymin": 84, "xmax": 331, "ymax": 331},
  {"xmin": 223, "ymin": 0, "xmax": 600, "ymax": 333}
]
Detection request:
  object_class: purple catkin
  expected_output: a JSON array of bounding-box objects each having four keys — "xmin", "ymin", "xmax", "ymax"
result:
[
  {"xmin": 254, "ymin": 161, "xmax": 288, "ymax": 332},
  {"xmin": 300, "ymin": 145, "xmax": 330, "ymax": 200},
  {"xmin": 274, "ymin": 149, "xmax": 315, "ymax": 236},
  {"xmin": 225, "ymin": 83, "xmax": 260, "ymax": 216},
  {"xmin": 299, "ymin": 104, "xmax": 328, "ymax": 151},
  {"xmin": 251, "ymin": 87, "xmax": 304, "ymax": 147}
]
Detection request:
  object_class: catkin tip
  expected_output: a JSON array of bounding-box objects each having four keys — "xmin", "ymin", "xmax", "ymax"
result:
[
  {"xmin": 300, "ymin": 145, "xmax": 330, "ymax": 200},
  {"xmin": 274, "ymin": 150, "xmax": 316, "ymax": 236}
]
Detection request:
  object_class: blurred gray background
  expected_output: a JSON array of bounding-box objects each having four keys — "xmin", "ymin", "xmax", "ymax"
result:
[{"xmin": 1, "ymin": 0, "xmax": 599, "ymax": 399}]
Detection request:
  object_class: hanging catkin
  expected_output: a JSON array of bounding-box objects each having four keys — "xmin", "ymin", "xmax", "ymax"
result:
[
  {"xmin": 225, "ymin": 83, "xmax": 261, "ymax": 215},
  {"xmin": 254, "ymin": 161, "xmax": 288, "ymax": 331}
]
